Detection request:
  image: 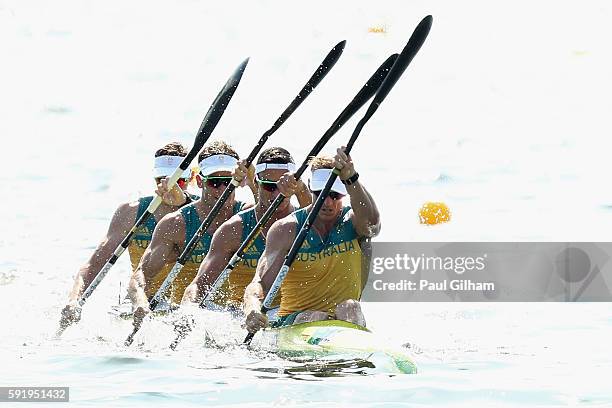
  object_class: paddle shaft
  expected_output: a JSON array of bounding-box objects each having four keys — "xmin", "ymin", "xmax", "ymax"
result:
[
  {"xmin": 244, "ymin": 15, "xmax": 433, "ymax": 345},
  {"xmin": 148, "ymin": 41, "xmax": 346, "ymax": 312},
  {"xmin": 200, "ymin": 53, "xmax": 399, "ymax": 307},
  {"xmin": 168, "ymin": 51, "xmax": 398, "ymax": 351},
  {"xmin": 76, "ymin": 59, "xmax": 249, "ymax": 310}
]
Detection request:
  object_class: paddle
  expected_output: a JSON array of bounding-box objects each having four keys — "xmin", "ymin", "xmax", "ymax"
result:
[
  {"xmin": 244, "ymin": 15, "xmax": 433, "ymax": 345},
  {"xmin": 167, "ymin": 53, "xmax": 399, "ymax": 350},
  {"xmin": 125, "ymin": 41, "xmax": 346, "ymax": 346},
  {"xmin": 56, "ymin": 58, "xmax": 249, "ymax": 336}
]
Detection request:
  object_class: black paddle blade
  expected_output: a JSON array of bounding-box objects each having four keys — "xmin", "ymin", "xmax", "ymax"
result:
[
  {"xmin": 352, "ymin": 53, "xmax": 398, "ymax": 106},
  {"xmin": 243, "ymin": 17, "xmax": 433, "ymax": 347},
  {"xmin": 153, "ymin": 42, "xmax": 345, "ymax": 315},
  {"xmin": 264, "ymin": 40, "xmax": 346, "ymax": 137},
  {"xmin": 308, "ymin": 40, "xmax": 346, "ymax": 91},
  {"xmin": 182, "ymin": 58, "xmax": 249, "ymax": 168},
  {"xmin": 293, "ymin": 53, "xmax": 398, "ymax": 179},
  {"xmin": 244, "ymin": 41, "xmax": 345, "ymax": 164},
  {"xmin": 284, "ymin": 16, "xmax": 433, "ymax": 267}
]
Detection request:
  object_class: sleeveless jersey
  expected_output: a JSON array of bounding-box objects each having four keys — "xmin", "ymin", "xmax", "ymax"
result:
[
  {"xmin": 279, "ymin": 206, "xmax": 363, "ymax": 317},
  {"xmin": 128, "ymin": 196, "xmax": 157, "ymax": 272},
  {"xmin": 128, "ymin": 195, "xmax": 200, "ymax": 301},
  {"xmin": 226, "ymin": 208, "xmax": 281, "ymax": 308},
  {"xmin": 164, "ymin": 200, "xmax": 245, "ymax": 304}
]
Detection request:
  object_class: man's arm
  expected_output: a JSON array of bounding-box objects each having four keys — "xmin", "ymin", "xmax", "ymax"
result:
[
  {"xmin": 127, "ymin": 213, "xmax": 183, "ymax": 312},
  {"xmin": 65, "ymin": 202, "xmax": 136, "ymax": 303},
  {"xmin": 277, "ymin": 173, "xmax": 312, "ymax": 209},
  {"xmin": 181, "ymin": 217, "xmax": 242, "ymax": 305},
  {"xmin": 294, "ymin": 179, "xmax": 311, "ymax": 208},
  {"xmin": 234, "ymin": 159, "xmax": 259, "ymax": 204},
  {"xmin": 334, "ymin": 147, "xmax": 380, "ymax": 238},
  {"xmin": 67, "ymin": 202, "xmax": 137, "ymax": 303},
  {"xmin": 243, "ymin": 218, "xmax": 296, "ymax": 333},
  {"xmin": 58, "ymin": 201, "xmax": 136, "ymax": 329},
  {"xmin": 346, "ymin": 181, "xmax": 381, "ymax": 238}
]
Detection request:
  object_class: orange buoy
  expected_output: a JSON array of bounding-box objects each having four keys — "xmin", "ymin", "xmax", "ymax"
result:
[{"xmin": 419, "ymin": 202, "xmax": 451, "ymax": 225}]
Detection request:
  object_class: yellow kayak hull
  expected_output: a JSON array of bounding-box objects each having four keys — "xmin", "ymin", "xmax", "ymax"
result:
[{"xmin": 274, "ymin": 320, "xmax": 417, "ymax": 374}]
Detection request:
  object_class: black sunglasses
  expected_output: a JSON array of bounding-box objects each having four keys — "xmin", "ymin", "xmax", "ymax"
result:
[
  {"xmin": 312, "ymin": 190, "xmax": 345, "ymax": 201},
  {"xmin": 256, "ymin": 178, "xmax": 279, "ymax": 192},
  {"xmin": 201, "ymin": 176, "xmax": 233, "ymax": 189},
  {"xmin": 155, "ymin": 177, "xmax": 189, "ymax": 187}
]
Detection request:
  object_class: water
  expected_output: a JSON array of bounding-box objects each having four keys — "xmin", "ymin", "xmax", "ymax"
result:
[
  {"xmin": 1, "ymin": 0, "xmax": 612, "ymax": 406},
  {"xmin": 3, "ymin": 303, "xmax": 612, "ymax": 406}
]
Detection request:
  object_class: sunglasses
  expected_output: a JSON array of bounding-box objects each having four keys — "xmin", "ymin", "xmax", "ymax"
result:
[
  {"xmin": 201, "ymin": 176, "xmax": 233, "ymax": 189},
  {"xmin": 256, "ymin": 177, "xmax": 279, "ymax": 193},
  {"xmin": 156, "ymin": 177, "xmax": 190, "ymax": 188},
  {"xmin": 312, "ymin": 190, "xmax": 345, "ymax": 201},
  {"xmin": 177, "ymin": 178, "xmax": 189, "ymax": 188}
]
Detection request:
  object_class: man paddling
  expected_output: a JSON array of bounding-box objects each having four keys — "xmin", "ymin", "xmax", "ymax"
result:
[
  {"xmin": 59, "ymin": 142, "xmax": 195, "ymax": 330},
  {"xmin": 243, "ymin": 148, "xmax": 380, "ymax": 333},
  {"xmin": 181, "ymin": 147, "xmax": 310, "ymax": 314},
  {"xmin": 128, "ymin": 140, "xmax": 254, "ymax": 322}
]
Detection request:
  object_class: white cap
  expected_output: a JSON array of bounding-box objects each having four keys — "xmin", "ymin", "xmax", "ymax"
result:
[
  {"xmin": 153, "ymin": 155, "xmax": 191, "ymax": 179},
  {"xmin": 309, "ymin": 168, "xmax": 347, "ymax": 195},
  {"xmin": 255, "ymin": 162, "xmax": 297, "ymax": 174},
  {"xmin": 198, "ymin": 154, "xmax": 238, "ymax": 176}
]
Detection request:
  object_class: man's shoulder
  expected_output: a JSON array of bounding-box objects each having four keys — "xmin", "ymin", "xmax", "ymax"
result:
[
  {"xmin": 112, "ymin": 199, "xmax": 142, "ymax": 222},
  {"xmin": 117, "ymin": 198, "xmax": 140, "ymax": 211},
  {"xmin": 218, "ymin": 213, "xmax": 245, "ymax": 235},
  {"xmin": 270, "ymin": 213, "xmax": 298, "ymax": 234},
  {"xmin": 105, "ymin": 198, "xmax": 147, "ymax": 235},
  {"xmin": 117, "ymin": 195, "xmax": 156, "ymax": 212},
  {"xmin": 265, "ymin": 217, "xmax": 298, "ymax": 251},
  {"xmin": 155, "ymin": 207, "xmax": 187, "ymax": 234},
  {"xmin": 209, "ymin": 215, "xmax": 243, "ymax": 251}
]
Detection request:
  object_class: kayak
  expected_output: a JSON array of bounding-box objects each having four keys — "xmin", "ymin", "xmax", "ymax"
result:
[{"xmin": 273, "ymin": 320, "xmax": 417, "ymax": 374}]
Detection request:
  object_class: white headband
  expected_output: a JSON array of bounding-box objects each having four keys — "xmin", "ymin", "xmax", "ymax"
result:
[
  {"xmin": 309, "ymin": 168, "xmax": 347, "ymax": 195},
  {"xmin": 153, "ymin": 155, "xmax": 191, "ymax": 178},
  {"xmin": 255, "ymin": 162, "xmax": 297, "ymax": 174},
  {"xmin": 198, "ymin": 154, "xmax": 238, "ymax": 176}
]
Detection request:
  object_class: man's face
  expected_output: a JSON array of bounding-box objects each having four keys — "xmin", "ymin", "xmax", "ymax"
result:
[
  {"xmin": 312, "ymin": 189, "xmax": 345, "ymax": 222},
  {"xmin": 256, "ymin": 169, "xmax": 290, "ymax": 211},
  {"xmin": 197, "ymin": 171, "xmax": 234, "ymax": 204}
]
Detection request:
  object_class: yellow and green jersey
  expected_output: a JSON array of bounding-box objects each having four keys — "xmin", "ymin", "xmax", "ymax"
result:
[
  {"xmin": 128, "ymin": 196, "xmax": 159, "ymax": 273},
  {"xmin": 224, "ymin": 208, "xmax": 281, "ymax": 308},
  {"xmin": 159, "ymin": 200, "xmax": 245, "ymax": 305},
  {"xmin": 279, "ymin": 206, "xmax": 363, "ymax": 317},
  {"xmin": 126, "ymin": 195, "xmax": 202, "ymax": 303},
  {"xmin": 129, "ymin": 195, "xmax": 206, "ymax": 293}
]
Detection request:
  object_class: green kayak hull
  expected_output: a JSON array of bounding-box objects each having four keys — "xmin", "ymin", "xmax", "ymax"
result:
[{"xmin": 274, "ymin": 320, "xmax": 417, "ymax": 374}]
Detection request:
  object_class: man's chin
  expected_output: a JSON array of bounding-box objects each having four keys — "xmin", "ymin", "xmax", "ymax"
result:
[{"xmin": 319, "ymin": 209, "xmax": 338, "ymax": 219}]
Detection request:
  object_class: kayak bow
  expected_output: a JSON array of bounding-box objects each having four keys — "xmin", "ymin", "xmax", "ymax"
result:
[{"xmin": 273, "ymin": 320, "xmax": 417, "ymax": 374}]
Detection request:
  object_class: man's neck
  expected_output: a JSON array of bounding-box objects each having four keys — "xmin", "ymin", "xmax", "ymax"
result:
[
  {"xmin": 195, "ymin": 196, "xmax": 233, "ymax": 217},
  {"xmin": 256, "ymin": 201, "xmax": 293, "ymax": 221},
  {"xmin": 312, "ymin": 211, "xmax": 342, "ymax": 239},
  {"xmin": 156, "ymin": 201, "xmax": 180, "ymax": 214}
]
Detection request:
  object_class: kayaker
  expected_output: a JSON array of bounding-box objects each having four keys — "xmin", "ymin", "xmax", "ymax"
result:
[
  {"xmin": 128, "ymin": 140, "xmax": 255, "ymax": 323},
  {"xmin": 59, "ymin": 141, "xmax": 196, "ymax": 330},
  {"xmin": 243, "ymin": 147, "xmax": 380, "ymax": 333},
  {"xmin": 181, "ymin": 147, "xmax": 311, "ymax": 315}
]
